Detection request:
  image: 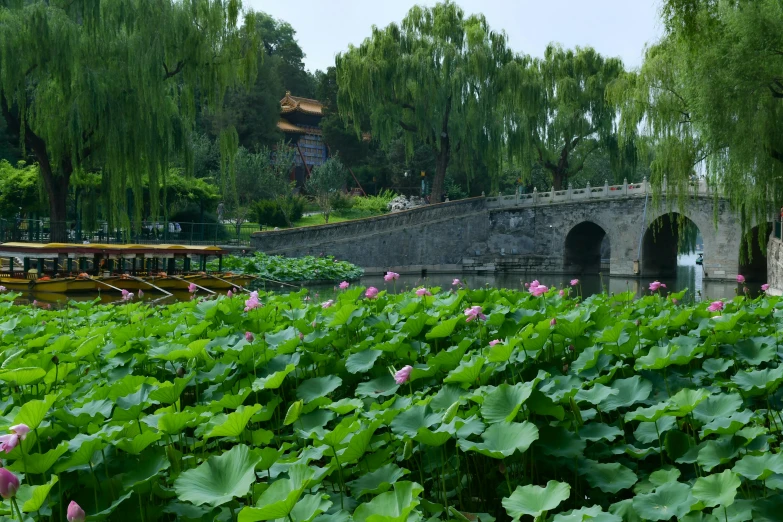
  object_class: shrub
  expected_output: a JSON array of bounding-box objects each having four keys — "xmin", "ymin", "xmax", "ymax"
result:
[
  {"xmin": 351, "ymin": 189, "xmax": 396, "ymax": 213},
  {"xmin": 254, "ymin": 197, "xmax": 305, "ymax": 227},
  {"xmin": 169, "ymin": 204, "xmax": 229, "ymax": 241}
]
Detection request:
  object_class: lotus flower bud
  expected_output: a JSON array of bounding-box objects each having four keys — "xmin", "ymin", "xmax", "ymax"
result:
[
  {"xmin": 177, "ymin": 366, "xmax": 185, "ymax": 378},
  {"xmin": 67, "ymin": 500, "xmax": 86, "ymax": 522},
  {"xmin": 0, "ymin": 468, "xmax": 19, "ymax": 499}
]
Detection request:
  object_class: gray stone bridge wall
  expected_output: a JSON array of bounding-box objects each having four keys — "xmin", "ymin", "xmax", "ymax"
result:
[
  {"xmin": 250, "ymin": 193, "xmax": 746, "ymax": 281},
  {"xmin": 250, "ymin": 198, "xmax": 489, "ymax": 268}
]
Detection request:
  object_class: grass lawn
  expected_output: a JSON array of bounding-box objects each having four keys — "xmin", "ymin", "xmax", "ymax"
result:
[{"xmin": 293, "ymin": 214, "xmax": 350, "ymax": 227}]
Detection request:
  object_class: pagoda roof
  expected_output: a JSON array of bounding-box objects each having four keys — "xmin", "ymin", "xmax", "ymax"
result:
[
  {"xmin": 277, "ymin": 118, "xmax": 322, "ymax": 136},
  {"xmin": 280, "ymin": 91, "xmax": 323, "ymax": 116}
]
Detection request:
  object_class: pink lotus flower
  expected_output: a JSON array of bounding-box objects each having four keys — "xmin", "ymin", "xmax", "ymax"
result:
[
  {"xmin": 244, "ymin": 291, "xmax": 262, "ymax": 312},
  {"xmin": 452, "ymin": 278, "xmax": 461, "ymax": 286},
  {"xmin": 530, "ymin": 285, "xmax": 548, "ymax": 297},
  {"xmin": 67, "ymin": 501, "xmax": 86, "ymax": 522},
  {"xmin": 559, "ymin": 289, "xmax": 565, "ymax": 297},
  {"xmin": 32, "ymin": 300, "xmax": 38, "ymax": 307},
  {"xmin": 394, "ymin": 365, "xmax": 413, "ymax": 385},
  {"xmin": 737, "ymin": 274, "xmax": 746, "ymax": 283},
  {"xmin": 298, "ymin": 332, "xmax": 304, "ymax": 340},
  {"xmin": 529, "ymin": 280, "xmax": 540, "ymax": 289},
  {"xmin": 227, "ymin": 289, "xmax": 233, "ymax": 298},
  {"xmin": 339, "ymin": 281, "xmax": 350, "ymax": 290},
  {"xmin": 121, "ymin": 290, "xmax": 134, "ymax": 301},
  {"xmin": 671, "ymin": 298, "xmax": 679, "ymax": 305},
  {"xmin": 10, "ymin": 424, "xmax": 29, "ymax": 441},
  {"xmin": 661, "ymin": 283, "xmax": 667, "ymax": 288},
  {"xmin": 762, "ymin": 283, "xmax": 770, "ymax": 292},
  {"xmin": 415, "ymin": 287, "xmax": 432, "ymax": 297},
  {"xmin": 464, "ymin": 306, "xmax": 486, "ymax": 322},
  {"xmin": 0, "ymin": 434, "xmax": 18, "ymax": 453},
  {"xmin": 489, "ymin": 339, "xmax": 502, "ymax": 346},
  {"xmin": 707, "ymin": 300, "xmax": 724, "ymax": 312},
  {"xmin": 245, "ymin": 332, "xmax": 254, "ymax": 343},
  {"xmin": 365, "ymin": 287, "xmax": 379, "ymax": 299},
  {"xmin": 524, "ymin": 282, "xmax": 530, "ymax": 288},
  {"xmin": 0, "ymin": 468, "xmax": 19, "ymax": 499},
  {"xmin": 570, "ymin": 279, "xmax": 579, "ymax": 286},
  {"xmin": 321, "ymin": 299, "xmax": 334, "ymax": 309},
  {"xmin": 138, "ymin": 289, "xmax": 144, "ymax": 298},
  {"xmin": 188, "ymin": 283, "xmax": 197, "ymax": 293},
  {"xmin": 0, "ymin": 286, "xmax": 7, "ymax": 292},
  {"xmin": 384, "ymin": 272, "xmax": 400, "ymax": 282},
  {"xmin": 550, "ymin": 318, "xmax": 557, "ymax": 327},
  {"xmin": 649, "ymin": 281, "xmax": 662, "ymax": 292}
]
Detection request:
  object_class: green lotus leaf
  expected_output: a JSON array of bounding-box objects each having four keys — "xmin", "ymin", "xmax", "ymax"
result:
[
  {"xmin": 668, "ymin": 388, "xmax": 710, "ymax": 416},
  {"xmin": 414, "ymin": 427, "xmax": 452, "ymax": 446},
  {"xmin": 458, "ymin": 421, "xmax": 539, "ymax": 459},
  {"xmin": 113, "ymin": 383, "xmax": 157, "ymax": 421},
  {"xmin": 481, "ymin": 379, "xmax": 540, "ymax": 424},
  {"xmin": 121, "ymin": 451, "xmax": 171, "ymax": 489},
  {"xmin": 115, "ymin": 430, "xmax": 162, "ymax": 454},
  {"xmin": 693, "ymin": 393, "xmax": 743, "ymax": 423},
  {"xmin": 702, "ymin": 358, "xmax": 734, "ymax": 377},
  {"xmin": 0, "ymin": 367, "xmax": 46, "ymax": 386},
  {"xmin": 553, "ymin": 505, "xmax": 622, "ymax": 522},
  {"xmin": 206, "ymin": 404, "xmax": 263, "ymax": 439},
  {"xmin": 734, "ymin": 338, "xmax": 777, "ymax": 366},
  {"xmin": 55, "ymin": 399, "xmax": 114, "ymax": 427},
  {"xmin": 609, "ymin": 499, "xmax": 641, "ymax": 522},
  {"xmin": 252, "ymin": 364, "xmax": 296, "ymax": 390},
  {"xmin": 632, "ymin": 482, "xmax": 694, "ymax": 521},
  {"xmin": 697, "ymin": 439, "xmax": 742, "ymax": 472},
  {"xmin": 16, "ymin": 474, "xmax": 58, "ymax": 513},
  {"xmin": 579, "ymin": 460, "xmax": 638, "ymax": 494},
  {"xmin": 345, "ymin": 349, "xmax": 382, "ymax": 374},
  {"xmin": 158, "ymin": 411, "xmax": 198, "ymax": 435},
  {"xmin": 503, "ymin": 480, "xmax": 571, "ymax": 520},
  {"xmin": 297, "ymin": 376, "xmax": 342, "ymax": 403},
  {"xmin": 86, "ymin": 491, "xmax": 133, "ymax": 521},
  {"xmin": 391, "ymin": 404, "xmax": 439, "ymax": 437},
  {"xmin": 700, "ymin": 410, "xmax": 753, "ymax": 437},
  {"xmin": 174, "ymin": 444, "xmax": 262, "ymax": 508},
  {"xmin": 356, "ymin": 375, "xmax": 400, "ymax": 398},
  {"xmin": 692, "ymin": 470, "xmax": 741, "ymax": 508},
  {"xmin": 575, "ymin": 383, "xmax": 617, "ymax": 405},
  {"xmin": 149, "ymin": 374, "xmax": 193, "ymax": 404},
  {"xmin": 537, "ymin": 425, "xmax": 586, "ymax": 459},
  {"xmin": 732, "ymin": 365, "xmax": 783, "ymax": 396},
  {"xmin": 326, "ymin": 398, "xmax": 364, "ymax": 415},
  {"xmin": 426, "ymin": 316, "xmax": 461, "ymax": 339},
  {"xmin": 579, "ymin": 422, "xmax": 623, "ymax": 442},
  {"xmin": 288, "ymin": 493, "xmax": 332, "ymax": 522},
  {"xmin": 624, "ymin": 401, "xmax": 670, "ymax": 423},
  {"xmin": 284, "ymin": 400, "xmax": 304, "ymax": 426},
  {"xmin": 214, "ymin": 388, "xmax": 253, "ymax": 409},
  {"xmin": 444, "ymin": 355, "xmax": 486, "ymax": 387},
  {"xmin": 539, "ymin": 375, "xmax": 582, "ymax": 402},
  {"xmin": 733, "ymin": 452, "xmax": 783, "ymax": 480},
  {"xmin": 600, "ymin": 375, "xmax": 652, "ymax": 412},
  {"xmin": 649, "ymin": 467, "xmax": 682, "ymax": 487},
  {"xmin": 337, "ymin": 422, "xmax": 379, "ymax": 463},
  {"xmin": 348, "ymin": 464, "xmax": 407, "ymax": 498},
  {"xmin": 54, "ymin": 437, "xmax": 105, "ymax": 473},
  {"xmin": 634, "ymin": 417, "xmax": 678, "ymax": 444},
  {"xmin": 429, "ymin": 340, "xmax": 472, "ymax": 369},
  {"xmin": 7, "ymin": 442, "xmax": 68, "ymax": 474},
  {"xmin": 13, "ymin": 394, "xmax": 56, "ymax": 430},
  {"xmin": 352, "ymin": 481, "xmax": 424, "ymax": 522}
]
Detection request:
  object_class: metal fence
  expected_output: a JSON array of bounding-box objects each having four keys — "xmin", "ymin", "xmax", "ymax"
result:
[{"xmin": 0, "ymin": 219, "xmax": 262, "ymax": 246}]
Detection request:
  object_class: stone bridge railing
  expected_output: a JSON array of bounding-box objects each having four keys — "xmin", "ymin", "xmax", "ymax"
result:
[{"xmin": 486, "ymin": 178, "xmax": 714, "ymax": 208}]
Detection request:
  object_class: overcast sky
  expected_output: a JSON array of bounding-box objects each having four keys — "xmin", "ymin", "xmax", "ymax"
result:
[{"xmin": 244, "ymin": 0, "xmax": 663, "ymax": 73}]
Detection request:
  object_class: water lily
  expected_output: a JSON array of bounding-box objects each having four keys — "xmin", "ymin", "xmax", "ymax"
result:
[
  {"xmin": 188, "ymin": 283, "xmax": 198, "ymax": 293},
  {"xmin": 321, "ymin": 299, "xmax": 334, "ymax": 309},
  {"xmin": 762, "ymin": 283, "xmax": 770, "ymax": 292},
  {"xmin": 67, "ymin": 500, "xmax": 86, "ymax": 522},
  {"xmin": 737, "ymin": 274, "xmax": 746, "ymax": 283},
  {"xmin": 530, "ymin": 285, "xmax": 548, "ymax": 297},
  {"xmin": 245, "ymin": 332, "xmax": 254, "ymax": 343},
  {"xmin": 9, "ymin": 424, "xmax": 29, "ymax": 441},
  {"xmin": 339, "ymin": 281, "xmax": 350, "ymax": 290},
  {"xmin": 0, "ymin": 468, "xmax": 19, "ymax": 499},
  {"xmin": 365, "ymin": 287, "xmax": 379, "ymax": 299},
  {"xmin": 570, "ymin": 279, "xmax": 579, "ymax": 286},
  {"xmin": 384, "ymin": 271, "xmax": 400, "ymax": 282},
  {"xmin": 489, "ymin": 339, "xmax": 502, "ymax": 346},
  {"xmin": 707, "ymin": 300, "xmax": 725, "ymax": 312},
  {"xmin": 464, "ymin": 305, "xmax": 486, "ymax": 322},
  {"xmin": 0, "ymin": 434, "xmax": 18, "ymax": 453},
  {"xmin": 415, "ymin": 287, "xmax": 432, "ymax": 297},
  {"xmin": 394, "ymin": 365, "xmax": 413, "ymax": 385}
]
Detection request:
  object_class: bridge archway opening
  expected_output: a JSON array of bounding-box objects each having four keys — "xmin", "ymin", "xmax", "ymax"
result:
[
  {"xmin": 738, "ymin": 222, "xmax": 772, "ymax": 282},
  {"xmin": 642, "ymin": 213, "xmax": 702, "ymax": 277},
  {"xmin": 564, "ymin": 222, "xmax": 609, "ymax": 273}
]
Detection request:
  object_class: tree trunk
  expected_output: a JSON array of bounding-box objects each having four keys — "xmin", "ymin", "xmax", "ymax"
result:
[
  {"xmin": 40, "ymin": 164, "xmax": 71, "ymax": 243},
  {"xmin": 431, "ymin": 137, "xmax": 450, "ymax": 204},
  {"xmin": 552, "ymin": 170, "xmax": 567, "ymax": 191}
]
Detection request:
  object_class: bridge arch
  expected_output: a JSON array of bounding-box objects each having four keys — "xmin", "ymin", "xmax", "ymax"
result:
[
  {"xmin": 641, "ymin": 212, "xmax": 705, "ymax": 277},
  {"xmin": 563, "ymin": 221, "xmax": 609, "ymax": 273},
  {"xmin": 738, "ymin": 222, "xmax": 773, "ymax": 282}
]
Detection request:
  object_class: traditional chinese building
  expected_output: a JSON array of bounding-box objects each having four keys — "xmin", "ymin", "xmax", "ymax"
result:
[{"xmin": 276, "ymin": 91, "xmax": 327, "ymax": 186}]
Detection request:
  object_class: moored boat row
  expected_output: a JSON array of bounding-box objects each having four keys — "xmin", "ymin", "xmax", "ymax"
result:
[{"xmin": 0, "ymin": 242, "xmax": 254, "ymax": 294}]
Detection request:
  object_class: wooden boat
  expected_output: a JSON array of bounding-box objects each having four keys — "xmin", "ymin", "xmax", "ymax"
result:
[{"xmin": 182, "ymin": 273, "xmax": 255, "ymax": 290}]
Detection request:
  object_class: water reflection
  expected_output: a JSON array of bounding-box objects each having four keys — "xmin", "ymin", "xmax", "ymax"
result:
[{"xmin": 18, "ymin": 253, "xmax": 755, "ymax": 307}]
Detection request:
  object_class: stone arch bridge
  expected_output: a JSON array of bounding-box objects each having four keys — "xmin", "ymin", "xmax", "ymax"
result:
[{"xmin": 251, "ymin": 180, "xmax": 767, "ymax": 282}]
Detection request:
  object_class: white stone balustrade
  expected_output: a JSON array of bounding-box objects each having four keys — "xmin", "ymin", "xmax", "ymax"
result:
[{"xmin": 488, "ymin": 178, "xmax": 712, "ymax": 208}]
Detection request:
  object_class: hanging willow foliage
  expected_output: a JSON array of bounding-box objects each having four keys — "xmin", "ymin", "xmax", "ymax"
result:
[
  {"xmin": 0, "ymin": 0, "xmax": 258, "ymax": 240},
  {"xmin": 335, "ymin": 1, "xmax": 515, "ymax": 203},
  {"xmin": 610, "ymin": 0, "xmax": 783, "ymax": 257}
]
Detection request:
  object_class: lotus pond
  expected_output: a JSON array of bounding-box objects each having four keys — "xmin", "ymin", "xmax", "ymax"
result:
[{"xmin": 1, "ymin": 283, "xmax": 783, "ymax": 521}]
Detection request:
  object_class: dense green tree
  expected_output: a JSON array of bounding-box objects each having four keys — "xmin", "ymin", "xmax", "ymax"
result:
[
  {"xmin": 612, "ymin": 0, "xmax": 783, "ymax": 241},
  {"xmin": 0, "ymin": 160, "xmax": 45, "ymax": 219},
  {"xmin": 306, "ymin": 156, "xmax": 348, "ymax": 223},
  {"xmin": 335, "ymin": 1, "xmax": 515, "ymax": 203},
  {"xmin": 0, "ymin": 0, "xmax": 258, "ymax": 241},
  {"xmin": 509, "ymin": 45, "xmax": 627, "ymax": 191}
]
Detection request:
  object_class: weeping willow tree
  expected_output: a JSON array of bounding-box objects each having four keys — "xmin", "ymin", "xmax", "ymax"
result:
[
  {"xmin": 0, "ymin": 0, "xmax": 258, "ymax": 241},
  {"xmin": 507, "ymin": 46, "xmax": 628, "ymax": 191},
  {"xmin": 335, "ymin": 1, "xmax": 515, "ymax": 203},
  {"xmin": 611, "ymin": 0, "xmax": 783, "ymax": 257}
]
